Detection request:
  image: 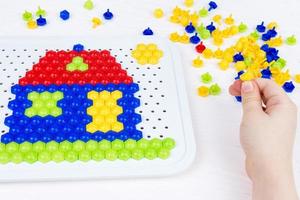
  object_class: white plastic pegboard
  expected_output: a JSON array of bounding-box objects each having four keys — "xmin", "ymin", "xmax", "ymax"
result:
[{"xmin": 0, "ymin": 37, "xmax": 195, "ymax": 182}]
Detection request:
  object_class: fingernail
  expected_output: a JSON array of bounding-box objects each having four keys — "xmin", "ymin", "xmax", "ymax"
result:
[{"xmin": 241, "ymin": 81, "xmax": 254, "ymax": 93}]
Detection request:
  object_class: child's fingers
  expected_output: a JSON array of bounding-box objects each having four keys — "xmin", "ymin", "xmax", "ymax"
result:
[
  {"xmin": 255, "ymin": 78, "xmax": 293, "ymax": 112},
  {"xmin": 241, "ymin": 81, "xmax": 264, "ymax": 114},
  {"xmin": 229, "ymin": 79, "xmax": 295, "ymax": 114},
  {"xmin": 229, "ymin": 80, "xmax": 242, "ymax": 96}
]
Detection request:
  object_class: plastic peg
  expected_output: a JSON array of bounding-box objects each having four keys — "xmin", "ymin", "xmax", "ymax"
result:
[
  {"xmin": 143, "ymin": 27, "xmax": 154, "ymax": 35},
  {"xmin": 195, "ymin": 42, "xmax": 206, "ymax": 53},
  {"xmin": 60, "ymin": 10, "xmax": 70, "ymax": 20},
  {"xmin": 190, "ymin": 33, "xmax": 201, "ymax": 44},
  {"xmin": 36, "ymin": 6, "xmax": 46, "ymax": 17},
  {"xmin": 184, "ymin": 0, "xmax": 194, "ymax": 7},
  {"xmin": 282, "ymin": 81, "xmax": 295, "ymax": 93},
  {"xmin": 185, "ymin": 22, "xmax": 195, "ymax": 33},
  {"xmin": 84, "ymin": 0, "xmax": 94, "ymax": 10},
  {"xmin": 103, "ymin": 9, "xmax": 113, "ymax": 20},
  {"xmin": 153, "ymin": 8, "xmax": 164, "ymax": 18},
  {"xmin": 206, "ymin": 22, "xmax": 216, "ymax": 33},
  {"xmin": 238, "ymin": 22, "xmax": 248, "ymax": 33},
  {"xmin": 208, "ymin": 1, "xmax": 218, "ymax": 11},
  {"xmin": 286, "ymin": 35, "xmax": 297, "ymax": 46},
  {"xmin": 256, "ymin": 22, "xmax": 266, "ymax": 33},
  {"xmin": 22, "ymin": 11, "xmax": 33, "ymax": 21},
  {"xmin": 199, "ymin": 7, "xmax": 208, "ymax": 17},
  {"xmin": 36, "ymin": 16, "xmax": 47, "ymax": 26}
]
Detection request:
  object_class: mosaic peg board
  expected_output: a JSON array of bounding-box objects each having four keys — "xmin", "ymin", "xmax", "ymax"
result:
[{"xmin": 0, "ymin": 37, "xmax": 195, "ymax": 181}]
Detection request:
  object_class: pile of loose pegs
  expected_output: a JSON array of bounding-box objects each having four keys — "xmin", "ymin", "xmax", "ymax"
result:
[
  {"xmin": 162, "ymin": 0, "xmax": 298, "ymax": 101},
  {"xmin": 198, "ymin": 72, "xmax": 221, "ymax": 97},
  {"xmin": 22, "ymin": 1, "xmax": 115, "ymax": 29},
  {"xmin": 22, "ymin": 6, "xmax": 48, "ymax": 29}
]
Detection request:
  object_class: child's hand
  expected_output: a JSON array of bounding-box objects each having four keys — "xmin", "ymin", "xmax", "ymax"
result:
[{"xmin": 229, "ymin": 78, "xmax": 298, "ymax": 200}]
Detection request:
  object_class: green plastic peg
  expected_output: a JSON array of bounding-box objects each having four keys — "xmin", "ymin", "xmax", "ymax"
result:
[
  {"xmin": 199, "ymin": 7, "xmax": 208, "ymax": 17},
  {"xmin": 124, "ymin": 139, "xmax": 137, "ymax": 150},
  {"xmin": 118, "ymin": 149, "xmax": 131, "ymax": 161},
  {"xmin": 131, "ymin": 148, "xmax": 144, "ymax": 160},
  {"xmin": 150, "ymin": 138, "xmax": 162, "ymax": 149},
  {"xmin": 46, "ymin": 141, "xmax": 59, "ymax": 152},
  {"xmin": 38, "ymin": 151, "xmax": 51, "ymax": 163},
  {"xmin": 92, "ymin": 150, "xmax": 105, "ymax": 161},
  {"xmin": 11, "ymin": 152, "xmax": 23, "ymax": 164},
  {"xmin": 65, "ymin": 151, "xmax": 78, "ymax": 162},
  {"xmin": 201, "ymin": 72, "xmax": 213, "ymax": 84},
  {"xmin": 33, "ymin": 141, "xmax": 46, "ymax": 153},
  {"xmin": 79, "ymin": 150, "xmax": 91, "ymax": 162},
  {"xmin": 144, "ymin": 148, "xmax": 157, "ymax": 160},
  {"xmin": 73, "ymin": 140, "xmax": 85, "ymax": 152},
  {"xmin": 209, "ymin": 84, "xmax": 222, "ymax": 95},
  {"xmin": 105, "ymin": 149, "xmax": 118, "ymax": 161},
  {"xmin": 137, "ymin": 138, "xmax": 149, "ymax": 150},
  {"xmin": 24, "ymin": 152, "xmax": 37, "ymax": 164},
  {"xmin": 22, "ymin": 11, "xmax": 33, "ymax": 21},
  {"xmin": 286, "ymin": 35, "xmax": 297, "ymax": 46},
  {"xmin": 196, "ymin": 23, "xmax": 206, "ymax": 32},
  {"xmin": 5, "ymin": 142, "xmax": 19, "ymax": 153},
  {"xmin": 157, "ymin": 148, "xmax": 170, "ymax": 159},
  {"xmin": 111, "ymin": 139, "xmax": 124, "ymax": 150},
  {"xmin": 0, "ymin": 143, "xmax": 5, "ymax": 152},
  {"xmin": 36, "ymin": 6, "xmax": 46, "ymax": 17},
  {"xmin": 238, "ymin": 22, "xmax": 248, "ymax": 33},
  {"xmin": 59, "ymin": 141, "xmax": 72, "ymax": 152},
  {"xmin": 52, "ymin": 151, "xmax": 65, "ymax": 163},
  {"xmin": 99, "ymin": 140, "xmax": 111, "ymax": 151},
  {"xmin": 84, "ymin": 0, "xmax": 94, "ymax": 10},
  {"xmin": 19, "ymin": 142, "xmax": 32, "ymax": 153},
  {"xmin": 86, "ymin": 140, "xmax": 98, "ymax": 151},
  {"xmin": 199, "ymin": 29, "xmax": 211, "ymax": 40},
  {"xmin": 0, "ymin": 152, "xmax": 10, "ymax": 164},
  {"xmin": 163, "ymin": 138, "xmax": 176, "ymax": 150},
  {"xmin": 250, "ymin": 31, "xmax": 260, "ymax": 41},
  {"xmin": 244, "ymin": 56, "xmax": 253, "ymax": 67}
]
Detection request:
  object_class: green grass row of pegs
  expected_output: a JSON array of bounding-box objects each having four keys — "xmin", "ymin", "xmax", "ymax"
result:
[{"xmin": 0, "ymin": 138, "xmax": 176, "ymax": 164}]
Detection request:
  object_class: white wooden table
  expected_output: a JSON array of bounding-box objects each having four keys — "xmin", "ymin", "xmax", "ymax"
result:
[{"xmin": 0, "ymin": 0, "xmax": 299, "ymax": 199}]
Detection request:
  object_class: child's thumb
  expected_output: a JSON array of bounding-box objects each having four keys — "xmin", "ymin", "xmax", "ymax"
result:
[{"xmin": 241, "ymin": 81, "xmax": 263, "ymax": 114}]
